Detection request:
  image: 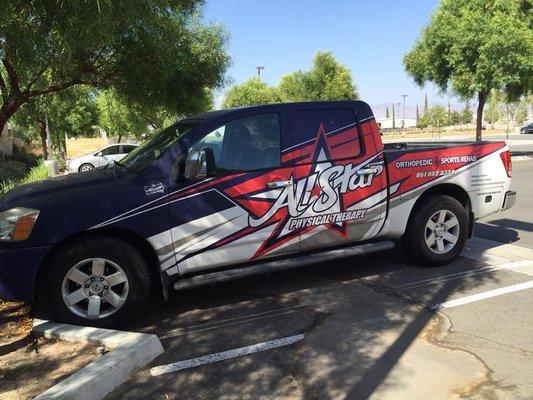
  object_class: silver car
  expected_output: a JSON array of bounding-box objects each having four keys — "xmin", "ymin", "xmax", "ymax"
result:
[{"xmin": 67, "ymin": 144, "xmax": 138, "ymax": 173}]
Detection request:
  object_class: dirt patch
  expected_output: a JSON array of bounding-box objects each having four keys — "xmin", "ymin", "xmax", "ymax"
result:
[{"xmin": 0, "ymin": 301, "xmax": 98, "ymax": 399}]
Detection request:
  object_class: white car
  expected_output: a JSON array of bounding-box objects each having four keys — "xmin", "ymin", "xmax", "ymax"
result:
[{"xmin": 67, "ymin": 143, "xmax": 138, "ymax": 173}]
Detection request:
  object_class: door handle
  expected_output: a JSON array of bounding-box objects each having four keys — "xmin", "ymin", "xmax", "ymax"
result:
[
  {"xmin": 356, "ymin": 168, "xmax": 379, "ymax": 175},
  {"xmin": 267, "ymin": 180, "xmax": 292, "ymax": 189}
]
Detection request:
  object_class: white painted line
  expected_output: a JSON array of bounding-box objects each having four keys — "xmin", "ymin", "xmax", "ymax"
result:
[
  {"xmin": 432, "ymin": 280, "xmax": 533, "ymax": 310},
  {"xmin": 394, "ymin": 260, "xmax": 533, "ymax": 291},
  {"xmin": 150, "ymin": 334, "xmax": 305, "ymax": 376},
  {"xmin": 511, "ymin": 155, "xmax": 532, "ymax": 161}
]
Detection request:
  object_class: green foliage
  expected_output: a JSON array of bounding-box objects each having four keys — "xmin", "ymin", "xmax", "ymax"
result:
[
  {"xmin": 0, "ymin": 161, "xmax": 27, "ymax": 182},
  {"xmin": 424, "ymin": 94, "xmax": 428, "ymax": 113},
  {"xmin": 96, "ymin": 90, "xmax": 147, "ymax": 141},
  {"xmin": 12, "ymin": 144, "xmax": 39, "ymax": 167},
  {"xmin": 11, "ymin": 85, "xmax": 98, "ymax": 156},
  {"xmin": 0, "ymin": 162, "xmax": 48, "ymax": 197},
  {"xmin": 0, "ymin": 0, "xmax": 229, "ymax": 130},
  {"xmin": 222, "ymin": 78, "xmax": 282, "ymax": 108},
  {"xmin": 460, "ymin": 105, "xmax": 474, "ymax": 124},
  {"xmin": 416, "ymin": 104, "xmax": 420, "ymax": 121},
  {"xmin": 418, "ymin": 105, "xmax": 450, "ymax": 129},
  {"xmin": 404, "ymin": 0, "xmax": 533, "ymax": 138},
  {"xmin": 485, "ymin": 90, "xmax": 502, "ymax": 125},
  {"xmin": 278, "ymin": 52, "xmax": 359, "ymax": 101}
]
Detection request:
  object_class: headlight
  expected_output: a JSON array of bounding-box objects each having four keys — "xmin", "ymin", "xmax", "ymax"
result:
[{"xmin": 0, "ymin": 207, "xmax": 40, "ymax": 241}]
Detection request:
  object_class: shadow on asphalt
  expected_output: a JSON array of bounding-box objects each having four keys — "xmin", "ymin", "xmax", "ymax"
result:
[
  {"xmin": 108, "ymin": 244, "xmax": 508, "ymax": 400},
  {"xmin": 474, "ymin": 221, "xmax": 519, "ymax": 243}
]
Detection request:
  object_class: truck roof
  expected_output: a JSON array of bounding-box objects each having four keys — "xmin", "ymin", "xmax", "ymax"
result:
[{"xmin": 185, "ymin": 100, "xmax": 374, "ymax": 122}]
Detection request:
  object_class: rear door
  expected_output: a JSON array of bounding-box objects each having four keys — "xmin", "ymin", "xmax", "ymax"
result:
[{"xmin": 284, "ymin": 103, "xmax": 387, "ymax": 251}]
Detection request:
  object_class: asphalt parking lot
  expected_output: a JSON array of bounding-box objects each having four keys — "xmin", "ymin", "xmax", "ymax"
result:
[{"xmin": 101, "ymin": 150, "xmax": 533, "ymax": 400}]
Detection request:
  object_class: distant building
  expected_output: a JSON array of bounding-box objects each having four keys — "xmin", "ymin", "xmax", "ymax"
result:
[{"xmin": 377, "ymin": 117, "xmax": 417, "ymax": 130}]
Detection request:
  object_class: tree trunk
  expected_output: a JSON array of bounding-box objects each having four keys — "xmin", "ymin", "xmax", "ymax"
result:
[
  {"xmin": 117, "ymin": 133, "xmax": 123, "ymax": 143},
  {"xmin": 39, "ymin": 120, "xmax": 49, "ymax": 160},
  {"xmin": 476, "ymin": 91, "xmax": 486, "ymax": 141}
]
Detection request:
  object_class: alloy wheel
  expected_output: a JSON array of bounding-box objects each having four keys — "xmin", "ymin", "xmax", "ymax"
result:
[
  {"xmin": 61, "ymin": 258, "xmax": 129, "ymax": 320},
  {"xmin": 424, "ymin": 209, "xmax": 460, "ymax": 255}
]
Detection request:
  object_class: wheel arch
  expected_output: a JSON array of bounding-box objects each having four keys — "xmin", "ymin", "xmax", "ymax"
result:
[
  {"xmin": 36, "ymin": 227, "xmax": 166, "ymax": 301},
  {"xmin": 408, "ymin": 183, "xmax": 473, "ymax": 236}
]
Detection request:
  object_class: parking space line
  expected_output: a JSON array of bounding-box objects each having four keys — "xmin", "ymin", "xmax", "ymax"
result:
[
  {"xmin": 150, "ymin": 334, "xmax": 305, "ymax": 376},
  {"xmin": 393, "ymin": 260, "xmax": 533, "ymax": 291},
  {"xmin": 432, "ymin": 280, "xmax": 533, "ymax": 310}
]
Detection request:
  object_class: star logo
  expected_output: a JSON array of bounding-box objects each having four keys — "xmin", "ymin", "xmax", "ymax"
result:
[{"xmin": 230, "ymin": 124, "xmax": 382, "ymax": 257}]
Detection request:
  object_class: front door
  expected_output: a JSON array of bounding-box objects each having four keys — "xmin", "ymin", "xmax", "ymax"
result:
[{"xmin": 167, "ymin": 109, "xmax": 301, "ymax": 276}]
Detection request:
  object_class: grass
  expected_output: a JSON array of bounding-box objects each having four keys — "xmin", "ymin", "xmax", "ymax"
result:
[{"xmin": 0, "ymin": 162, "xmax": 49, "ymax": 197}]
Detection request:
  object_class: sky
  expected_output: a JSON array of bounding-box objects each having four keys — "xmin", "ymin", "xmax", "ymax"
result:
[{"xmin": 203, "ymin": 0, "xmax": 465, "ymax": 115}]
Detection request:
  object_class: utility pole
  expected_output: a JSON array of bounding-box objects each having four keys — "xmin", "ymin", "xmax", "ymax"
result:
[
  {"xmin": 397, "ymin": 102, "xmax": 402, "ymax": 130},
  {"xmin": 256, "ymin": 66, "xmax": 265, "ymax": 78},
  {"xmin": 401, "ymin": 94, "xmax": 408, "ymax": 121}
]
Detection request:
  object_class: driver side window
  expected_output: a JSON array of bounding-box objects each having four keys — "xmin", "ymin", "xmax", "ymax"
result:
[{"xmin": 190, "ymin": 113, "xmax": 281, "ymax": 172}]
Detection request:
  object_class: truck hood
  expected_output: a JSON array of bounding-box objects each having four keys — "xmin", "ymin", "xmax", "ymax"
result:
[{"xmin": 0, "ymin": 167, "xmax": 122, "ymax": 209}]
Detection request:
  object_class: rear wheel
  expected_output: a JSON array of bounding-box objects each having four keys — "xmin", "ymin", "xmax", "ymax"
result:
[
  {"xmin": 402, "ymin": 195, "xmax": 468, "ymax": 266},
  {"xmin": 39, "ymin": 237, "xmax": 150, "ymax": 328}
]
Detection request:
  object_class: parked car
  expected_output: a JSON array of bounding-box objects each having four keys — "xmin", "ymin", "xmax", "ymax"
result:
[
  {"xmin": 0, "ymin": 101, "xmax": 515, "ymax": 327},
  {"xmin": 67, "ymin": 143, "xmax": 138, "ymax": 173},
  {"xmin": 520, "ymin": 122, "xmax": 533, "ymax": 134}
]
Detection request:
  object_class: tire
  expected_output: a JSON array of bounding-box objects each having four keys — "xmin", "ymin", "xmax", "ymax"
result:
[
  {"xmin": 39, "ymin": 237, "xmax": 151, "ymax": 328},
  {"xmin": 402, "ymin": 195, "xmax": 468, "ymax": 267},
  {"xmin": 79, "ymin": 163, "xmax": 94, "ymax": 172}
]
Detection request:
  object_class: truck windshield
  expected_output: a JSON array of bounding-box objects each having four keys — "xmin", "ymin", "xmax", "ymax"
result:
[{"xmin": 120, "ymin": 119, "xmax": 202, "ymax": 173}]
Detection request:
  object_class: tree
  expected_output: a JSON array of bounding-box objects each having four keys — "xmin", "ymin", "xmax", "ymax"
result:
[
  {"xmin": 279, "ymin": 52, "xmax": 359, "ymax": 101},
  {"xmin": 96, "ymin": 90, "xmax": 147, "ymax": 143},
  {"xmin": 485, "ymin": 90, "xmax": 502, "ymax": 128},
  {"xmin": 418, "ymin": 105, "xmax": 451, "ymax": 130},
  {"xmin": 416, "ymin": 104, "xmax": 420, "ymax": 122},
  {"xmin": 424, "ymin": 94, "xmax": 428, "ymax": 114},
  {"xmin": 386, "ymin": 107, "xmax": 390, "ymax": 119},
  {"xmin": 222, "ymin": 78, "xmax": 282, "ymax": 108},
  {"xmin": 460, "ymin": 104, "xmax": 473, "ymax": 124},
  {"xmin": 12, "ymin": 86, "xmax": 98, "ymax": 159},
  {"xmin": 0, "ymin": 1, "xmax": 230, "ymax": 134},
  {"xmin": 404, "ymin": 0, "xmax": 533, "ymax": 141},
  {"xmin": 392, "ymin": 105, "xmax": 396, "ymax": 130}
]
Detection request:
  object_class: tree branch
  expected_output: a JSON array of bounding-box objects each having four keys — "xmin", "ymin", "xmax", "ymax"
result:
[
  {"xmin": 24, "ymin": 68, "xmax": 47, "ymax": 92},
  {"xmin": 0, "ymin": 70, "xmax": 7, "ymax": 101},
  {"xmin": 1, "ymin": 58, "xmax": 21, "ymax": 96}
]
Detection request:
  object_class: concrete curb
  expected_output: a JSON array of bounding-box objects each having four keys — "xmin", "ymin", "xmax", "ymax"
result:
[{"xmin": 32, "ymin": 319, "xmax": 164, "ymax": 400}]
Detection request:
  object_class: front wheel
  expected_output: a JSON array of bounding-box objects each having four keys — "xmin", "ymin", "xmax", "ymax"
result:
[
  {"xmin": 39, "ymin": 237, "xmax": 151, "ymax": 328},
  {"xmin": 402, "ymin": 195, "xmax": 468, "ymax": 266},
  {"xmin": 79, "ymin": 163, "xmax": 94, "ymax": 172}
]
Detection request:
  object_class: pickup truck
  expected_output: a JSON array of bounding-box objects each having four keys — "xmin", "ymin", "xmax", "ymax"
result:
[{"xmin": 0, "ymin": 101, "xmax": 515, "ymax": 327}]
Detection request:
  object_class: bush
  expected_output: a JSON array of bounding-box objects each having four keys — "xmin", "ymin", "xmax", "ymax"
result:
[
  {"xmin": 0, "ymin": 161, "xmax": 28, "ymax": 183},
  {"xmin": 12, "ymin": 145, "xmax": 39, "ymax": 168},
  {"xmin": 0, "ymin": 162, "xmax": 49, "ymax": 197}
]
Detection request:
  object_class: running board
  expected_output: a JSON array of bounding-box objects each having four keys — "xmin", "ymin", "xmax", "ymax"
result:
[{"xmin": 173, "ymin": 241, "xmax": 395, "ymax": 291}]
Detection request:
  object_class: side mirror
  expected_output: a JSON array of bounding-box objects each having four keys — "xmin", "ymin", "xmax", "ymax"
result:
[
  {"xmin": 96, "ymin": 151, "xmax": 103, "ymax": 157},
  {"xmin": 185, "ymin": 147, "xmax": 216, "ymax": 179}
]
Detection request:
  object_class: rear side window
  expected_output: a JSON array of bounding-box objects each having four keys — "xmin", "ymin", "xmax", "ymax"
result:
[
  {"xmin": 292, "ymin": 108, "xmax": 361, "ymax": 160},
  {"xmin": 100, "ymin": 145, "xmax": 120, "ymax": 156}
]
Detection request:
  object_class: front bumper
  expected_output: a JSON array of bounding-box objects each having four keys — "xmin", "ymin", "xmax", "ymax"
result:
[
  {"xmin": 502, "ymin": 190, "xmax": 516, "ymax": 211},
  {"xmin": 0, "ymin": 245, "xmax": 50, "ymax": 302}
]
